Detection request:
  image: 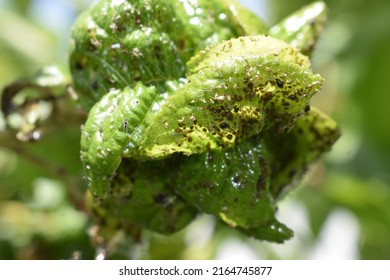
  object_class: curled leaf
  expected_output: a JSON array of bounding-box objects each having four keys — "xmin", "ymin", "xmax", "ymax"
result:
[
  {"xmin": 174, "ymin": 137, "xmax": 294, "ymax": 241},
  {"xmin": 70, "ymin": 0, "xmax": 339, "ymax": 243},
  {"xmin": 265, "ymin": 107, "xmax": 340, "ymax": 199},
  {"xmin": 141, "ymin": 35, "xmax": 323, "ymax": 159},
  {"xmin": 80, "ymin": 81, "xmax": 180, "ymax": 198},
  {"xmin": 87, "ymin": 158, "xmax": 198, "ymax": 238}
]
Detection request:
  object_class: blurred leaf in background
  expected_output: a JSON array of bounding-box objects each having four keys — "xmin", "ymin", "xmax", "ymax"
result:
[
  {"xmin": 0, "ymin": 0, "xmax": 94, "ymax": 259},
  {"xmin": 1, "ymin": 0, "xmax": 390, "ymax": 259}
]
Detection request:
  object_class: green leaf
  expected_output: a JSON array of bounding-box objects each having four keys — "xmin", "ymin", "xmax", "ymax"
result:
[
  {"xmin": 265, "ymin": 107, "xmax": 340, "ymax": 198},
  {"xmin": 141, "ymin": 36, "xmax": 323, "ymax": 158},
  {"xmin": 87, "ymin": 158, "xmax": 198, "ymax": 237},
  {"xmin": 71, "ymin": 0, "xmax": 338, "ymax": 243},
  {"xmin": 80, "ymin": 81, "xmax": 180, "ymax": 198},
  {"xmin": 175, "ymin": 137, "xmax": 294, "ymax": 242},
  {"xmin": 68, "ymin": 0, "xmax": 255, "ymax": 109},
  {"xmin": 218, "ymin": 0, "xmax": 269, "ymax": 36}
]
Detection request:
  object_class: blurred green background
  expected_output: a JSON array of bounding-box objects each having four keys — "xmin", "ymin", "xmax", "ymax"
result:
[{"xmin": 0, "ymin": 0, "xmax": 389, "ymax": 259}]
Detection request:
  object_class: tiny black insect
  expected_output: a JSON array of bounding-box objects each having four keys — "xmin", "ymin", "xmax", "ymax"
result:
[{"xmin": 276, "ymin": 78, "xmax": 284, "ymax": 88}]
